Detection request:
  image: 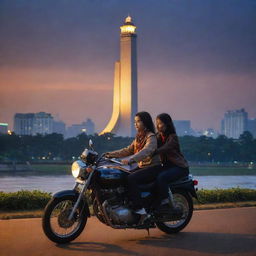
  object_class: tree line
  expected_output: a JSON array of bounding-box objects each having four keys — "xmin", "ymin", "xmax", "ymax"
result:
[{"xmin": 0, "ymin": 131, "xmax": 255, "ymax": 163}]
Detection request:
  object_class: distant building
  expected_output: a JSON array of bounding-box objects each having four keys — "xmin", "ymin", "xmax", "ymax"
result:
[
  {"xmin": 190, "ymin": 129, "xmax": 206, "ymax": 137},
  {"xmin": 33, "ymin": 112, "xmax": 53, "ymax": 135},
  {"xmin": 221, "ymin": 108, "xmax": 248, "ymax": 139},
  {"xmin": 203, "ymin": 128, "xmax": 219, "ymax": 138},
  {"xmin": 66, "ymin": 118, "xmax": 95, "ymax": 138},
  {"xmin": 248, "ymin": 118, "xmax": 256, "ymax": 138},
  {"xmin": 53, "ymin": 120, "xmax": 66, "ymax": 136},
  {"xmin": 0, "ymin": 123, "xmax": 8, "ymax": 134},
  {"xmin": 83, "ymin": 118, "xmax": 95, "ymax": 135},
  {"xmin": 173, "ymin": 120, "xmax": 192, "ymax": 136},
  {"xmin": 66, "ymin": 124, "xmax": 84, "ymax": 138},
  {"xmin": 14, "ymin": 112, "xmax": 53, "ymax": 135},
  {"xmin": 221, "ymin": 119, "xmax": 224, "ymax": 136},
  {"xmin": 14, "ymin": 113, "xmax": 34, "ymax": 135}
]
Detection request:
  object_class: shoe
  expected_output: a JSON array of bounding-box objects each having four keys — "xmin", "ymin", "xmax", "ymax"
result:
[
  {"xmin": 134, "ymin": 208, "xmax": 151, "ymax": 225},
  {"xmin": 138, "ymin": 214, "xmax": 151, "ymax": 225},
  {"xmin": 134, "ymin": 208, "xmax": 147, "ymax": 215}
]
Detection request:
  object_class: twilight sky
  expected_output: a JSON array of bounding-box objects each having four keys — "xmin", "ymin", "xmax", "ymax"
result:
[{"xmin": 0, "ymin": 0, "xmax": 255, "ymax": 132}]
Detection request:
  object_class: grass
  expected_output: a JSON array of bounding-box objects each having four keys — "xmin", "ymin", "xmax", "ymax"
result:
[
  {"xmin": 1, "ymin": 202, "xmax": 255, "ymax": 220},
  {"xmin": 190, "ymin": 166, "xmax": 256, "ymax": 176},
  {"xmin": 0, "ymin": 210, "xmax": 44, "ymax": 219},
  {"xmin": 0, "ymin": 188, "xmax": 256, "ymax": 220},
  {"xmin": 31, "ymin": 164, "xmax": 70, "ymax": 174},
  {"xmin": 0, "ymin": 188, "xmax": 256, "ymax": 210},
  {"xmin": 0, "ymin": 190, "xmax": 51, "ymax": 211},
  {"xmin": 196, "ymin": 188, "xmax": 256, "ymax": 203},
  {"xmin": 194, "ymin": 201, "xmax": 256, "ymax": 210}
]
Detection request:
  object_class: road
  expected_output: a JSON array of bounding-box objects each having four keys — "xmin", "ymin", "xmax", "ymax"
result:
[{"xmin": 0, "ymin": 207, "xmax": 256, "ymax": 256}]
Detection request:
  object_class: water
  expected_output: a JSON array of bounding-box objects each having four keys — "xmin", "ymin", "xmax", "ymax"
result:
[
  {"xmin": 0, "ymin": 175, "xmax": 75, "ymax": 193},
  {"xmin": 195, "ymin": 176, "xmax": 256, "ymax": 190},
  {"xmin": 0, "ymin": 174, "xmax": 255, "ymax": 193}
]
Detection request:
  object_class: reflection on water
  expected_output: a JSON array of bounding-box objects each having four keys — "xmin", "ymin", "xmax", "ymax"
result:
[{"xmin": 0, "ymin": 174, "xmax": 255, "ymax": 193}]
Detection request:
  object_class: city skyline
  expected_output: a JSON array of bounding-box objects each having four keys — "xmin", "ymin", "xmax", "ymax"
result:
[
  {"xmin": 2, "ymin": 106, "xmax": 256, "ymax": 134},
  {"xmin": 12, "ymin": 111, "xmax": 96, "ymax": 138},
  {"xmin": 7, "ymin": 107, "xmax": 256, "ymax": 139},
  {"xmin": 0, "ymin": 1, "xmax": 255, "ymax": 132}
]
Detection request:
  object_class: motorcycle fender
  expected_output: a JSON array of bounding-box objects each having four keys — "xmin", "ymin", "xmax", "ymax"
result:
[
  {"xmin": 189, "ymin": 188, "xmax": 198, "ymax": 199},
  {"xmin": 171, "ymin": 182, "xmax": 198, "ymax": 199},
  {"xmin": 53, "ymin": 189, "xmax": 91, "ymax": 217}
]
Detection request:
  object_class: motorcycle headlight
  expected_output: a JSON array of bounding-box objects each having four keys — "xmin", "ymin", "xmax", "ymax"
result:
[{"xmin": 71, "ymin": 160, "xmax": 87, "ymax": 178}]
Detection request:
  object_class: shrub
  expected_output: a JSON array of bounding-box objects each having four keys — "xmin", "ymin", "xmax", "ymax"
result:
[
  {"xmin": 197, "ymin": 188, "xmax": 256, "ymax": 203},
  {"xmin": 0, "ymin": 190, "xmax": 51, "ymax": 211},
  {"xmin": 0, "ymin": 188, "xmax": 256, "ymax": 211}
]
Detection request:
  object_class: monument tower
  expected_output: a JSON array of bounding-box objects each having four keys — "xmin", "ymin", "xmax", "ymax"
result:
[{"xmin": 100, "ymin": 16, "xmax": 138, "ymax": 137}]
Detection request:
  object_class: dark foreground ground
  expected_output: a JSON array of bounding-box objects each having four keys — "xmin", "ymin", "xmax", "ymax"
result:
[{"xmin": 0, "ymin": 207, "xmax": 255, "ymax": 256}]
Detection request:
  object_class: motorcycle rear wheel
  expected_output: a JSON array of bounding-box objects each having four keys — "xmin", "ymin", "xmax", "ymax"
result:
[
  {"xmin": 156, "ymin": 190, "xmax": 193, "ymax": 234},
  {"xmin": 42, "ymin": 195, "xmax": 87, "ymax": 244}
]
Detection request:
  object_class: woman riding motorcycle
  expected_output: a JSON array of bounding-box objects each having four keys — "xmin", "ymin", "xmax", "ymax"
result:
[
  {"xmin": 154, "ymin": 113, "xmax": 190, "ymax": 206},
  {"xmin": 105, "ymin": 111, "xmax": 162, "ymax": 215}
]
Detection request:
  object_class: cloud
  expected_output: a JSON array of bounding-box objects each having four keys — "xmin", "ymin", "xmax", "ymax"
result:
[{"xmin": 0, "ymin": 0, "xmax": 255, "ymax": 73}]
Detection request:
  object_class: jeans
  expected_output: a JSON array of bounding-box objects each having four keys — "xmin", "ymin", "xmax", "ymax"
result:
[
  {"xmin": 127, "ymin": 165, "xmax": 163, "ymax": 210},
  {"xmin": 156, "ymin": 165, "xmax": 189, "ymax": 202}
]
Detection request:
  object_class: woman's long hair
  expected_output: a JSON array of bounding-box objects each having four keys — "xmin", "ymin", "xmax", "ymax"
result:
[
  {"xmin": 134, "ymin": 111, "xmax": 155, "ymax": 153},
  {"xmin": 135, "ymin": 111, "xmax": 155, "ymax": 134},
  {"xmin": 156, "ymin": 113, "xmax": 176, "ymax": 135}
]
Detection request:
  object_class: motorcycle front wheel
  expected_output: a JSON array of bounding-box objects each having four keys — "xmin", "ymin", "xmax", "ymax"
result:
[
  {"xmin": 155, "ymin": 190, "xmax": 193, "ymax": 234},
  {"xmin": 42, "ymin": 195, "xmax": 88, "ymax": 244}
]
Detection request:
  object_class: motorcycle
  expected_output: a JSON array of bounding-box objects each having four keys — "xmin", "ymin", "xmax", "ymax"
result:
[{"xmin": 42, "ymin": 140, "xmax": 198, "ymax": 244}]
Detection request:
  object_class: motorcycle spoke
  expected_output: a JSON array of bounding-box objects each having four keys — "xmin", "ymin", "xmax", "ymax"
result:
[
  {"xmin": 162, "ymin": 193, "xmax": 189, "ymax": 228},
  {"xmin": 49, "ymin": 200, "xmax": 82, "ymax": 238}
]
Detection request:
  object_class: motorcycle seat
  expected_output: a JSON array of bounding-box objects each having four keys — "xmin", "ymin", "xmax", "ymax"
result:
[
  {"xmin": 138, "ymin": 175, "xmax": 191, "ymax": 191},
  {"xmin": 169, "ymin": 175, "xmax": 191, "ymax": 185},
  {"xmin": 138, "ymin": 182, "xmax": 156, "ymax": 191}
]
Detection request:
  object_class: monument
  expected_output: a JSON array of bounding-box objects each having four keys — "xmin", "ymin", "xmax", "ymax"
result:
[{"xmin": 100, "ymin": 16, "xmax": 138, "ymax": 137}]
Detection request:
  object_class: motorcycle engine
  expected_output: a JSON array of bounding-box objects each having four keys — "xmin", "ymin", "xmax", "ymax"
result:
[
  {"xmin": 107, "ymin": 204, "xmax": 137, "ymax": 225},
  {"xmin": 101, "ymin": 187, "xmax": 138, "ymax": 225}
]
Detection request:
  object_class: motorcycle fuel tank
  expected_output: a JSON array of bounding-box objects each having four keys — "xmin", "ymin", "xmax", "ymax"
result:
[{"xmin": 96, "ymin": 167, "xmax": 129, "ymax": 188}]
